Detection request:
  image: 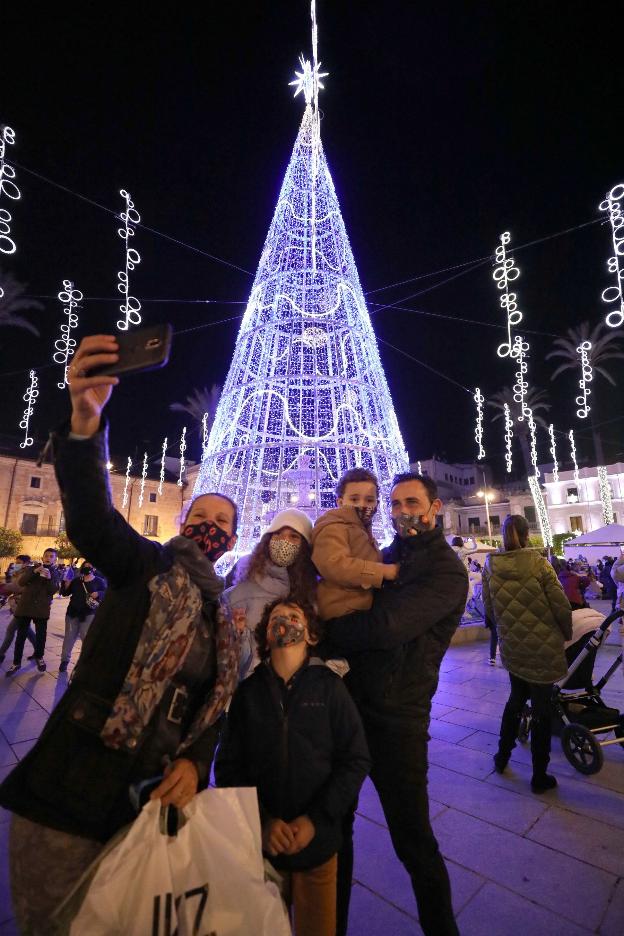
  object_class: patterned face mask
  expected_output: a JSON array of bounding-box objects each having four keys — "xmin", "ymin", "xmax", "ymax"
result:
[
  {"xmin": 392, "ymin": 512, "xmax": 432, "ymax": 538},
  {"xmin": 267, "ymin": 612, "xmax": 306, "ymax": 648},
  {"xmin": 182, "ymin": 520, "xmax": 235, "ymax": 563},
  {"xmin": 269, "ymin": 538, "xmax": 301, "ymax": 567},
  {"xmin": 355, "ymin": 504, "xmax": 377, "ymax": 527}
]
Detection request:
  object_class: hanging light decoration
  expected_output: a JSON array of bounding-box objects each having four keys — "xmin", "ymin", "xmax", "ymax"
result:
[
  {"xmin": 19, "ymin": 370, "xmax": 38, "ymax": 448},
  {"xmin": 528, "ymin": 475, "xmax": 554, "ymax": 548},
  {"xmin": 158, "ymin": 437, "xmax": 168, "ymax": 496},
  {"xmin": 569, "ymin": 429, "xmax": 580, "ymax": 488},
  {"xmin": 0, "ymin": 125, "xmax": 20, "ymax": 256},
  {"xmin": 575, "ymin": 340, "xmax": 592, "ymax": 419},
  {"xmin": 416, "ymin": 461, "xmax": 423, "ymax": 476},
  {"xmin": 548, "ymin": 424, "xmax": 559, "ymax": 483},
  {"xmin": 597, "ymin": 466, "xmax": 615, "ymax": 525},
  {"xmin": 493, "ymin": 231, "xmax": 522, "ymax": 359},
  {"xmin": 474, "ymin": 387, "xmax": 485, "ymax": 460},
  {"xmin": 116, "ymin": 188, "xmax": 142, "ymax": 331},
  {"xmin": 598, "ymin": 183, "xmax": 624, "ymax": 329},
  {"xmin": 201, "ymin": 413, "xmax": 209, "ymax": 461},
  {"xmin": 54, "ymin": 280, "xmax": 82, "ymax": 389},
  {"xmin": 122, "ymin": 457, "xmax": 132, "ymax": 509},
  {"xmin": 138, "ymin": 452, "xmax": 148, "ymax": 508},
  {"xmin": 504, "ymin": 403, "xmax": 514, "ymax": 474},
  {"xmin": 178, "ymin": 427, "xmax": 187, "ymax": 487}
]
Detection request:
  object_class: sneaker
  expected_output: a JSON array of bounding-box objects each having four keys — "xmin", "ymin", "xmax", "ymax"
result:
[
  {"xmin": 531, "ymin": 773, "xmax": 557, "ymax": 793},
  {"xmin": 36, "ymin": 659, "xmax": 46, "ymax": 673},
  {"xmin": 59, "ymin": 661, "xmax": 68, "ymax": 673},
  {"xmin": 5, "ymin": 664, "xmax": 20, "ymax": 678},
  {"xmin": 493, "ymin": 752, "xmax": 509, "ymax": 774}
]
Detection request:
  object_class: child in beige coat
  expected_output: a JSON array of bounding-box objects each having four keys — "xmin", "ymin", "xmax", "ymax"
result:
[{"xmin": 312, "ymin": 468, "xmax": 398, "ymax": 620}]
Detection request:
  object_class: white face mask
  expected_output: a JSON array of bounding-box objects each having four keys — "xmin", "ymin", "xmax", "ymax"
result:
[{"xmin": 269, "ymin": 538, "xmax": 301, "ymax": 568}]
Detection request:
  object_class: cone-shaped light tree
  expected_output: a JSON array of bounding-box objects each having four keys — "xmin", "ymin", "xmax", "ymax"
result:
[{"xmin": 194, "ymin": 15, "xmax": 409, "ymax": 554}]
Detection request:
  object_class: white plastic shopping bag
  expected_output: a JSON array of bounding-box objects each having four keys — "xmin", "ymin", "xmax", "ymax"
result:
[{"xmin": 70, "ymin": 787, "xmax": 291, "ymax": 935}]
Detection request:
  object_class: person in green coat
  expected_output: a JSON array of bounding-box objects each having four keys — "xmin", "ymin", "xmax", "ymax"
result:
[{"xmin": 482, "ymin": 515, "xmax": 572, "ymax": 793}]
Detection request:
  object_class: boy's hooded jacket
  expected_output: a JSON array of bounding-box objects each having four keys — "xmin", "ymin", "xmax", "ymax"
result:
[{"xmin": 312, "ymin": 507, "xmax": 385, "ymax": 619}]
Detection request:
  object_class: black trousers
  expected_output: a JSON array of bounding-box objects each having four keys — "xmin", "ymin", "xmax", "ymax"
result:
[
  {"xmin": 12, "ymin": 617, "xmax": 48, "ymax": 665},
  {"xmin": 485, "ymin": 617, "xmax": 498, "ymax": 659},
  {"xmin": 337, "ymin": 718, "xmax": 458, "ymax": 936},
  {"xmin": 498, "ymin": 673, "xmax": 553, "ymax": 775}
]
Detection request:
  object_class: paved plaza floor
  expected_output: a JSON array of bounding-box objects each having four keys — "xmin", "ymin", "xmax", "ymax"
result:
[{"xmin": 0, "ymin": 597, "xmax": 623, "ymax": 934}]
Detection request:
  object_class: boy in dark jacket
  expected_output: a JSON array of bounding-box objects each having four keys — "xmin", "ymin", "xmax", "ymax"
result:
[{"xmin": 215, "ymin": 597, "xmax": 370, "ymax": 936}]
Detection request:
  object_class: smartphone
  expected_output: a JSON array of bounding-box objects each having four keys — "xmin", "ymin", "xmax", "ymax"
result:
[{"xmin": 92, "ymin": 324, "xmax": 172, "ymax": 377}]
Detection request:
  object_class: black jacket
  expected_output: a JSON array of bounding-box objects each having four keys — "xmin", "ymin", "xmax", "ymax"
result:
[
  {"xmin": 215, "ymin": 659, "xmax": 370, "ymax": 870},
  {"xmin": 0, "ymin": 423, "xmax": 221, "ymax": 843},
  {"xmin": 14, "ymin": 564, "xmax": 61, "ymax": 619},
  {"xmin": 326, "ymin": 528, "xmax": 468, "ymax": 728},
  {"xmin": 61, "ymin": 574, "xmax": 106, "ymax": 621}
]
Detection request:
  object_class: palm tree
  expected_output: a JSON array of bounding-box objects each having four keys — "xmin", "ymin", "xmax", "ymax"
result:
[
  {"xmin": 169, "ymin": 384, "xmax": 222, "ymax": 450},
  {"xmin": 0, "ymin": 268, "xmax": 42, "ymax": 336},
  {"xmin": 489, "ymin": 387, "xmax": 551, "ymax": 476},
  {"xmin": 546, "ymin": 321, "xmax": 624, "ymax": 464}
]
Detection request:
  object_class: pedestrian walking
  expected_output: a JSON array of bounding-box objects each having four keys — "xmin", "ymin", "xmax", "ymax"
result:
[
  {"xmin": 482, "ymin": 515, "xmax": 572, "ymax": 793},
  {"xmin": 58, "ymin": 562, "xmax": 106, "ymax": 673}
]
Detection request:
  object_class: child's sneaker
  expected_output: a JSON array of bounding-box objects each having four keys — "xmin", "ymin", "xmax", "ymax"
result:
[{"xmin": 5, "ymin": 664, "xmax": 20, "ymax": 678}]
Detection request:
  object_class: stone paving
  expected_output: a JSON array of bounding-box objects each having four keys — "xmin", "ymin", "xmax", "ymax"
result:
[{"xmin": 0, "ymin": 598, "xmax": 623, "ymax": 935}]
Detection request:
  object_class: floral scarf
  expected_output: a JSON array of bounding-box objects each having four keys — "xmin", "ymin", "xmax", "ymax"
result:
[{"xmin": 100, "ymin": 536, "xmax": 239, "ymax": 753}]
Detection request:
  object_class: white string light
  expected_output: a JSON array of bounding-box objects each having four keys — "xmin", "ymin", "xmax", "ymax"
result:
[
  {"xmin": 597, "ymin": 466, "xmax": 615, "ymax": 525},
  {"xmin": 527, "ymin": 410, "xmax": 540, "ymax": 480},
  {"xmin": 528, "ymin": 475, "xmax": 553, "ymax": 548},
  {"xmin": 54, "ymin": 280, "xmax": 82, "ymax": 389},
  {"xmin": 504, "ymin": 403, "xmax": 514, "ymax": 474},
  {"xmin": 569, "ymin": 429, "xmax": 580, "ymax": 487},
  {"xmin": 202, "ymin": 413, "xmax": 209, "ymax": 461},
  {"xmin": 512, "ymin": 335, "xmax": 530, "ymax": 420},
  {"xmin": 493, "ymin": 232, "xmax": 522, "ymax": 358},
  {"xmin": 19, "ymin": 369, "xmax": 38, "ymax": 448},
  {"xmin": 548, "ymin": 424, "xmax": 559, "ymax": 483},
  {"xmin": 158, "ymin": 437, "xmax": 168, "ymax": 495},
  {"xmin": 178, "ymin": 427, "xmax": 187, "ymax": 487},
  {"xmin": 116, "ymin": 188, "xmax": 142, "ymax": 331},
  {"xmin": 138, "ymin": 452, "xmax": 148, "ymax": 508},
  {"xmin": 575, "ymin": 340, "xmax": 592, "ymax": 418},
  {"xmin": 417, "ymin": 461, "xmax": 423, "ymax": 476},
  {"xmin": 122, "ymin": 457, "xmax": 132, "ymax": 509},
  {"xmin": 474, "ymin": 387, "xmax": 485, "ymax": 460},
  {"xmin": 0, "ymin": 126, "xmax": 20, "ymax": 256},
  {"xmin": 598, "ymin": 183, "xmax": 624, "ymax": 329}
]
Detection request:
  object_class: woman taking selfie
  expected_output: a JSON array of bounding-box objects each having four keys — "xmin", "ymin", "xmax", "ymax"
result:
[{"xmin": 0, "ymin": 335, "xmax": 240, "ymax": 932}]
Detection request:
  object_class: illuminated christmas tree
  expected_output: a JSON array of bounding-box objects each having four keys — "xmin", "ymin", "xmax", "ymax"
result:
[{"xmin": 194, "ymin": 7, "xmax": 409, "ymax": 554}]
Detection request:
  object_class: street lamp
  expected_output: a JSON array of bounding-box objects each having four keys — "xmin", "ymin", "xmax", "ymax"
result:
[{"xmin": 477, "ymin": 489, "xmax": 494, "ymax": 541}]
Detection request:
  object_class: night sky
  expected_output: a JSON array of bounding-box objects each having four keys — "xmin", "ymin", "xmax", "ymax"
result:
[{"xmin": 2, "ymin": 1, "xmax": 623, "ymax": 478}]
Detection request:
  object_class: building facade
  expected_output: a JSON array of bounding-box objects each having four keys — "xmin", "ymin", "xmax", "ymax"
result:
[
  {"xmin": 543, "ymin": 463, "xmax": 624, "ymax": 535},
  {"xmin": 0, "ymin": 453, "xmax": 189, "ymax": 560}
]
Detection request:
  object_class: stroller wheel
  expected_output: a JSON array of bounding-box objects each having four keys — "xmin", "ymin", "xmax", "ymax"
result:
[
  {"xmin": 561, "ymin": 723, "xmax": 604, "ymax": 775},
  {"xmin": 518, "ymin": 706, "xmax": 531, "ymax": 744}
]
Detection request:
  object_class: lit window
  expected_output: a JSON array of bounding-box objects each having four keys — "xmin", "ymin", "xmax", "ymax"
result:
[
  {"xmin": 143, "ymin": 515, "xmax": 159, "ymax": 536},
  {"xmin": 566, "ymin": 487, "xmax": 579, "ymax": 504},
  {"xmin": 569, "ymin": 516, "xmax": 583, "ymax": 532}
]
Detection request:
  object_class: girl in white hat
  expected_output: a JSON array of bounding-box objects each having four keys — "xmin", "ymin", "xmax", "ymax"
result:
[{"xmin": 223, "ymin": 509, "xmax": 317, "ymax": 679}]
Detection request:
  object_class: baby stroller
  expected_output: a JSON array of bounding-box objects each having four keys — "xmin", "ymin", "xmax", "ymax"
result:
[{"xmin": 518, "ymin": 608, "xmax": 624, "ymax": 775}]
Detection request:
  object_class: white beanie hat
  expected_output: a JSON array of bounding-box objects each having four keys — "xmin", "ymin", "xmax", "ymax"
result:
[{"xmin": 265, "ymin": 508, "xmax": 313, "ymax": 544}]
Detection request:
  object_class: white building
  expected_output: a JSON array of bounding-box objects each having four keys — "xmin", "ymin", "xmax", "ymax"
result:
[{"xmin": 543, "ymin": 463, "xmax": 624, "ymax": 535}]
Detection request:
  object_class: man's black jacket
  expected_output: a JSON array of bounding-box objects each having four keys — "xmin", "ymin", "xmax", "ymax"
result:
[
  {"xmin": 215, "ymin": 659, "xmax": 370, "ymax": 871},
  {"xmin": 0, "ymin": 423, "xmax": 221, "ymax": 842},
  {"xmin": 326, "ymin": 527, "xmax": 468, "ymax": 728}
]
